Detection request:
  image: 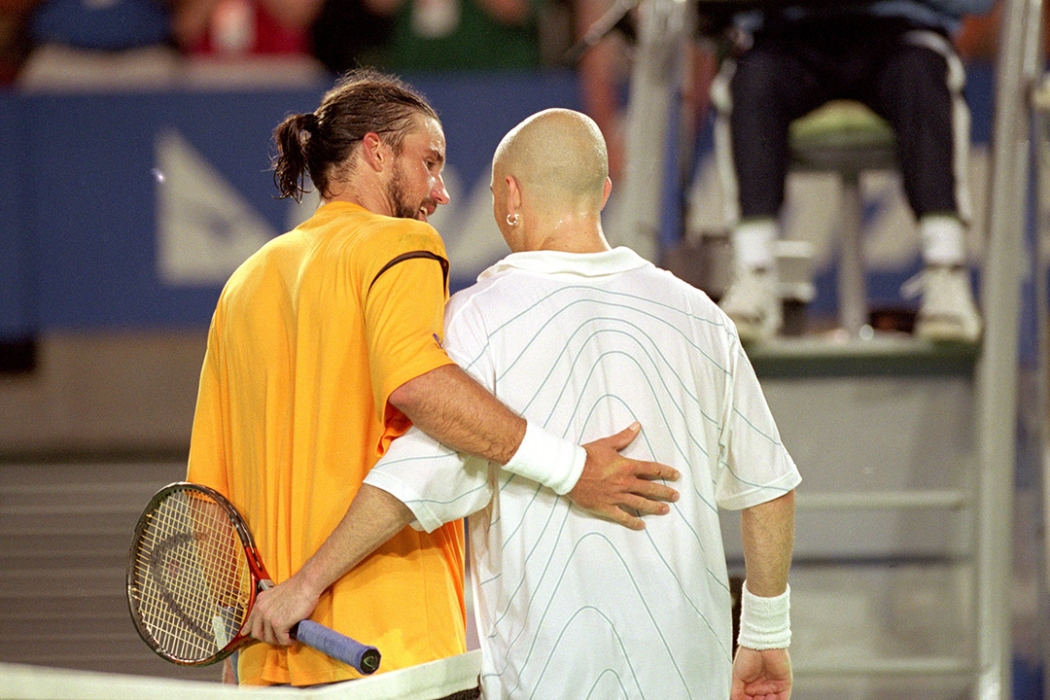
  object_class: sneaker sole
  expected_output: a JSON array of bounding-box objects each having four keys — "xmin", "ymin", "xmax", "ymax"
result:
[
  {"xmin": 730, "ymin": 315, "xmax": 779, "ymax": 344},
  {"xmin": 915, "ymin": 317, "xmax": 982, "ymax": 344}
]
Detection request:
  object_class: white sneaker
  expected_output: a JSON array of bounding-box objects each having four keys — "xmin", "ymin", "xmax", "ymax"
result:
[
  {"xmin": 901, "ymin": 265, "xmax": 983, "ymax": 343},
  {"xmin": 719, "ymin": 266, "xmax": 781, "ymax": 342}
]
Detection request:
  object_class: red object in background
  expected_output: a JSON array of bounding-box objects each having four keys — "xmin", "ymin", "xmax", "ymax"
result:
[
  {"xmin": 188, "ymin": 0, "xmax": 308, "ymax": 56},
  {"xmin": 954, "ymin": 0, "xmax": 1050, "ymax": 61}
]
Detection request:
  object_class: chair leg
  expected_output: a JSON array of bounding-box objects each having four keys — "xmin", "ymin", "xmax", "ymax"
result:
[{"xmin": 838, "ymin": 172, "xmax": 868, "ymax": 335}]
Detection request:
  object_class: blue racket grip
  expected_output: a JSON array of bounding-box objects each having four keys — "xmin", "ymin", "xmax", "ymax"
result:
[{"xmin": 291, "ymin": 620, "xmax": 381, "ymax": 675}]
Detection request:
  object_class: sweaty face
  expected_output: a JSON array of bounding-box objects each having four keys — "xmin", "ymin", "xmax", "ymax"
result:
[{"xmin": 387, "ymin": 116, "xmax": 449, "ymax": 223}]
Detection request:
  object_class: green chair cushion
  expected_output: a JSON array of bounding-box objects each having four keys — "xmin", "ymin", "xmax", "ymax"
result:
[{"xmin": 790, "ymin": 100, "xmax": 896, "ymax": 151}]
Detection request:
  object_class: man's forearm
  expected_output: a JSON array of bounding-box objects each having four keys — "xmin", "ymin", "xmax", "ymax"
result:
[
  {"xmin": 389, "ymin": 364, "xmax": 526, "ymax": 465},
  {"xmin": 390, "ymin": 363, "xmax": 680, "ymax": 529},
  {"xmin": 296, "ymin": 485, "xmax": 415, "ymax": 594},
  {"xmin": 740, "ymin": 490, "xmax": 795, "ymax": 596},
  {"xmin": 734, "ymin": 490, "xmax": 795, "ymax": 655},
  {"xmin": 247, "ymin": 484, "xmax": 414, "ymax": 645}
]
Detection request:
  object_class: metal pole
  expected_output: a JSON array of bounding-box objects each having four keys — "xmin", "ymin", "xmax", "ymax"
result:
[
  {"xmin": 838, "ymin": 172, "xmax": 868, "ymax": 335},
  {"xmin": 974, "ymin": 0, "xmax": 1040, "ymax": 697},
  {"xmin": 615, "ymin": 0, "xmax": 692, "ymax": 262},
  {"xmin": 1034, "ymin": 72, "xmax": 1050, "ymax": 700}
]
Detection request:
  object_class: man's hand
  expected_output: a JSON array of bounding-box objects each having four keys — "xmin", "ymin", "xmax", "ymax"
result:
[
  {"xmin": 245, "ymin": 573, "xmax": 322, "ymax": 647},
  {"xmin": 731, "ymin": 646, "xmax": 792, "ymax": 700},
  {"xmin": 567, "ymin": 422, "xmax": 680, "ymax": 530}
]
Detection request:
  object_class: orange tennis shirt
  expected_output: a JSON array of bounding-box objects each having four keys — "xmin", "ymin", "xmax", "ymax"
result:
[{"xmin": 186, "ymin": 201, "xmax": 464, "ymax": 686}]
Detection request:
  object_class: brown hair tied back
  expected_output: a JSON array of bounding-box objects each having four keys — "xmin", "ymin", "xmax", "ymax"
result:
[
  {"xmin": 272, "ymin": 112, "xmax": 318, "ymax": 203},
  {"xmin": 271, "ymin": 68, "xmax": 439, "ymax": 203}
]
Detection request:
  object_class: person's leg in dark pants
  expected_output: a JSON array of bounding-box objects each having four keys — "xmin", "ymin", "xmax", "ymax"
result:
[
  {"xmin": 715, "ymin": 30, "xmax": 831, "ymax": 340},
  {"xmin": 867, "ymin": 32, "xmax": 982, "ymax": 341}
]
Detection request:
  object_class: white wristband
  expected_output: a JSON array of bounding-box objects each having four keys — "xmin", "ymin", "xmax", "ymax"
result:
[
  {"xmin": 503, "ymin": 422, "xmax": 586, "ymax": 495},
  {"xmin": 737, "ymin": 582, "xmax": 791, "ymax": 650}
]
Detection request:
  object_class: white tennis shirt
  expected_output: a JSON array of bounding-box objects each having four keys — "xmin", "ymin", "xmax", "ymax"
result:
[{"xmin": 365, "ymin": 247, "xmax": 801, "ymax": 700}]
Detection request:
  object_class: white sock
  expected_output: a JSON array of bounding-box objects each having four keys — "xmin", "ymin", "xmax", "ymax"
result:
[
  {"xmin": 920, "ymin": 215, "xmax": 966, "ymax": 268},
  {"xmin": 732, "ymin": 219, "xmax": 778, "ymax": 271}
]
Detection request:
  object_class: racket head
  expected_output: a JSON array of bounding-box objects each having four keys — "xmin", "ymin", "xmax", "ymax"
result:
[{"xmin": 126, "ymin": 482, "xmax": 267, "ymax": 666}]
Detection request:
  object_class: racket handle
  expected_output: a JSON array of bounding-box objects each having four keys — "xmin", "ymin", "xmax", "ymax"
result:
[{"xmin": 291, "ymin": 620, "xmax": 381, "ymax": 675}]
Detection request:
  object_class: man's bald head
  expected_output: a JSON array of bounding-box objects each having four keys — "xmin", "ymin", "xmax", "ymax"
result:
[{"xmin": 493, "ymin": 109, "xmax": 609, "ymax": 215}]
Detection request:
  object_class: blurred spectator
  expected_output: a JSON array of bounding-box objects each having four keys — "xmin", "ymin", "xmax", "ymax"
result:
[
  {"xmin": 363, "ymin": 0, "xmax": 542, "ymax": 71},
  {"xmin": 173, "ymin": 0, "xmax": 312, "ymax": 57},
  {"xmin": 30, "ymin": 0, "xmax": 171, "ymax": 51},
  {"xmin": 308, "ymin": 0, "xmax": 393, "ymax": 73},
  {"xmin": 17, "ymin": 0, "xmax": 181, "ymax": 88},
  {"xmin": 172, "ymin": 0, "xmax": 329, "ymax": 88},
  {"xmin": 0, "ymin": 0, "xmax": 34, "ymax": 83},
  {"xmin": 16, "ymin": 0, "xmax": 326, "ymax": 88}
]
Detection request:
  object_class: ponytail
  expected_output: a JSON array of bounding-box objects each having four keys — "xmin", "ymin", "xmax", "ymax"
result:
[{"xmin": 272, "ymin": 112, "xmax": 318, "ymax": 203}]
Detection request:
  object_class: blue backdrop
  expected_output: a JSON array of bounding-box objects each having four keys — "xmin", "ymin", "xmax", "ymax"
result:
[
  {"xmin": 0, "ymin": 64, "xmax": 999, "ymax": 339},
  {"xmin": 0, "ymin": 71, "xmax": 581, "ymax": 336}
]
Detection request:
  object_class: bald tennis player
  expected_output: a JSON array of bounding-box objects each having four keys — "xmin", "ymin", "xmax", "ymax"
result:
[{"xmin": 249, "ymin": 108, "xmax": 800, "ymax": 700}]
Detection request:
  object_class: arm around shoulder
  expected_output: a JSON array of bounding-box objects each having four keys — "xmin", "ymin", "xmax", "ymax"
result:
[
  {"xmin": 390, "ymin": 366, "xmax": 681, "ymax": 529},
  {"xmin": 387, "ymin": 363, "xmax": 589, "ymax": 496}
]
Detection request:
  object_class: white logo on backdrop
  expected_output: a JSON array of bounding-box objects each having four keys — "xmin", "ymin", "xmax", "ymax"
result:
[
  {"xmin": 154, "ymin": 128, "xmax": 277, "ymax": 287},
  {"xmin": 154, "ymin": 128, "xmax": 507, "ymax": 288}
]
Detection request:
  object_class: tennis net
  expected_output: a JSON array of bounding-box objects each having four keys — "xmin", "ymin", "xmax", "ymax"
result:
[{"xmin": 0, "ymin": 651, "xmax": 481, "ymax": 700}]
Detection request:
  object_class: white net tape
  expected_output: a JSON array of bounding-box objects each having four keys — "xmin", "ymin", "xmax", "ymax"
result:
[{"xmin": 0, "ymin": 651, "xmax": 481, "ymax": 700}]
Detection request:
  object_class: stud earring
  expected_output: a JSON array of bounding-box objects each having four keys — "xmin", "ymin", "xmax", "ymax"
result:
[{"xmin": 506, "ymin": 213, "xmax": 519, "ymax": 226}]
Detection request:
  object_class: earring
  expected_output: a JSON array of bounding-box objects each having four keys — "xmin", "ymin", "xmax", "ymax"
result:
[{"xmin": 506, "ymin": 213, "xmax": 520, "ymax": 226}]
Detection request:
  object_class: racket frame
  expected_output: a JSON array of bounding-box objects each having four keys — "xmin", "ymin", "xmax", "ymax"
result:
[{"xmin": 126, "ymin": 481, "xmax": 271, "ymax": 666}]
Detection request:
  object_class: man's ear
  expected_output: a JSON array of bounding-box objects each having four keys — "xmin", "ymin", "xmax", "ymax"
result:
[
  {"xmin": 601, "ymin": 176, "xmax": 612, "ymax": 209},
  {"xmin": 506, "ymin": 175, "xmax": 523, "ymax": 217},
  {"xmin": 361, "ymin": 132, "xmax": 388, "ymax": 172}
]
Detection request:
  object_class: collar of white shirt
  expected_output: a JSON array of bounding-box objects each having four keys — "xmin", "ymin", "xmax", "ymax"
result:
[{"xmin": 478, "ymin": 246, "xmax": 649, "ymax": 281}]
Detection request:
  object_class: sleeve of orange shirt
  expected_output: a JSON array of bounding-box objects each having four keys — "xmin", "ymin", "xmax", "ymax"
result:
[
  {"xmin": 186, "ymin": 307, "xmax": 231, "ymax": 495},
  {"xmin": 358, "ymin": 221, "xmax": 456, "ymax": 435}
]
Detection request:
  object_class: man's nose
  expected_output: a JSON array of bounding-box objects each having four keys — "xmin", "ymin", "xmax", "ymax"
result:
[{"xmin": 433, "ymin": 176, "xmax": 450, "ymax": 205}]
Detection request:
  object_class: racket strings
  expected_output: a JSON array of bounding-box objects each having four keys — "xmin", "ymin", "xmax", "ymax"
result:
[{"xmin": 130, "ymin": 489, "xmax": 252, "ymax": 663}]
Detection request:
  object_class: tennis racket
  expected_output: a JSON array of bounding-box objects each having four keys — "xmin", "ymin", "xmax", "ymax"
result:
[{"xmin": 126, "ymin": 481, "xmax": 381, "ymax": 675}]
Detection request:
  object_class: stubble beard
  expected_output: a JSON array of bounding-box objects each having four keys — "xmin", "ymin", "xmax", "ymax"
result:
[{"xmin": 388, "ymin": 162, "xmax": 427, "ymax": 221}]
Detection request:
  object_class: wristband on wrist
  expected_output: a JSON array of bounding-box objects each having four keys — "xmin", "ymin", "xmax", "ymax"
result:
[
  {"xmin": 737, "ymin": 582, "xmax": 791, "ymax": 650},
  {"xmin": 503, "ymin": 422, "xmax": 586, "ymax": 495}
]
